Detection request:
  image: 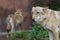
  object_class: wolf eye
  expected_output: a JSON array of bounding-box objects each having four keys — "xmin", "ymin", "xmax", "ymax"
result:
[{"xmin": 37, "ymin": 12, "xmax": 39, "ymax": 14}]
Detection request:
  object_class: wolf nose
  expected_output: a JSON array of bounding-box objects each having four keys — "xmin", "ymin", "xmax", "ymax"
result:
[{"xmin": 32, "ymin": 19, "xmax": 35, "ymax": 22}]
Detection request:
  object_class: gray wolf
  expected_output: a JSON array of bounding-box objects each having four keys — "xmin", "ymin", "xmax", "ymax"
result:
[
  {"xmin": 32, "ymin": 6, "xmax": 60, "ymax": 40},
  {"xmin": 6, "ymin": 9, "xmax": 24, "ymax": 37}
]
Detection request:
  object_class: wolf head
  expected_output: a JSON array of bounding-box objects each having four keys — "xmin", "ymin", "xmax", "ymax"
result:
[
  {"xmin": 32, "ymin": 6, "xmax": 48, "ymax": 23},
  {"xmin": 15, "ymin": 9, "xmax": 23, "ymax": 16}
]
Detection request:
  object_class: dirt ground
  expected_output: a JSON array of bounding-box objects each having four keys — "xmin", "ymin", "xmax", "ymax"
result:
[{"xmin": 0, "ymin": 36, "xmax": 7, "ymax": 40}]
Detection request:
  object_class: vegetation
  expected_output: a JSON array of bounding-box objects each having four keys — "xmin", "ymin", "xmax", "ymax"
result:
[
  {"xmin": 9, "ymin": 22, "xmax": 49, "ymax": 40},
  {"xmin": 9, "ymin": 32, "xmax": 28, "ymax": 40},
  {"xmin": 49, "ymin": 0, "xmax": 60, "ymax": 11},
  {"xmin": 28, "ymin": 22, "xmax": 49, "ymax": 40}
]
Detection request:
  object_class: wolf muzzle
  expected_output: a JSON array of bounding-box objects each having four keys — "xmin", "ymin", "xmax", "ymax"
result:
[{"xmin": 32, "ymin": 19, "xmax": 35, "ymax": 22}]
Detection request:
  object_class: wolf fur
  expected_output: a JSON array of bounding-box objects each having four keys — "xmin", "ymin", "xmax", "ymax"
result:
[
  {"xmin": 32, "ymin": 6, "xmax": 60, "ymax": 40},
  {"xmin": 6, "ymin": 9, "xmax": 23, "ymax": 34}
]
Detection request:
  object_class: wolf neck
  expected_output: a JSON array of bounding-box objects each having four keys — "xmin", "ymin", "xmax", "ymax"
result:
[
  {"xmin": 41, "ymin": 19, "xmax": 48, "ymax": 27},
  {"xmin": 36, "ymin": 17, "xmax": 47, "ymax": 26},
  {"xmin": 37, "ymin": 9, "xmax": 52, "ymax": 28}
]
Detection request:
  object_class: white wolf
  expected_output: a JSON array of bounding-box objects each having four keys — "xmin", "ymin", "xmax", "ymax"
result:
[
  {"xmin": 32, "ymin": 6, "xmax": 60, "ymax": 40},
  {"xmin": 6, "ymin": 9, "xmax": 23, "ymax": 37}
]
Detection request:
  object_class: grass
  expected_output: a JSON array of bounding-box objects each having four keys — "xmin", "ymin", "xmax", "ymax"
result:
[
  {"xmin": 28, "ymin": 22, "xmax": 49, "ymax": 40},
  {"xmin": 9, "ymin": 22, "xmax": 49, "ymax": 40},
  {"xmin": 9, "ymin": 32, "xmax": 28, "ymax": 40}
]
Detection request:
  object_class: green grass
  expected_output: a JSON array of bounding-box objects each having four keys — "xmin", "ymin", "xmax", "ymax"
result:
[
  {"xmin": 9, "ymin": 32, "xmax": 28, "ymax": 40},
  {"xmin": 28, "ymin": 22, "xmax": 49, "ymax": 40},
  {"xmin": 9, "ymin": 22, "xmax": 49, "ymax": 40}
]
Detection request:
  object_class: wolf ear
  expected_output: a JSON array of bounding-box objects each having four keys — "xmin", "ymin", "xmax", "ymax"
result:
[
  {"xmin": 32, "ymin": 7, "xmax": 36, "ymax": 12},
  {"xmin": 43, "ymin": 7, "xmax": 48, "ymax": 12},
  {"xmin": 32, "ymin": 7, "xmax": 35, "ymax": 10}
]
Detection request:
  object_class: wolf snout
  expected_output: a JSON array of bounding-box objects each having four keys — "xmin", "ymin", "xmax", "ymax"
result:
[{"xmin": 32, "ymin": 19, "xmax": 35, "ymax": 22}]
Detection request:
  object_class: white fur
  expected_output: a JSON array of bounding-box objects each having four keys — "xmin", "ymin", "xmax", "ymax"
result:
[
  {"xmin": 35, "ymin": 16, "xmax": 40, "ymax": 22},
  {"xmin": 49, "ymin": 32, "xmax": 53, "ymax": 40},
  {"xmin": 32, "ymin": 6, "xmax": 60, "ymax": 40}
]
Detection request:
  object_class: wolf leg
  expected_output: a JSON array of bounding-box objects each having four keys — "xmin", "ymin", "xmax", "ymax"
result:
[
  {"xmin": 49, "ymin": 32, "xmax": 53, "ymax": 40},
  {"xmin": 6, "ymin": 23, "xmax": 11, "ymax": 38},
  {"xmin": 10, "ymin": 21, "xmax": 15, "ymax": 33},
  {"xmin": 53, "ymin": 26, "xmax": 59, "ymax": 40}
]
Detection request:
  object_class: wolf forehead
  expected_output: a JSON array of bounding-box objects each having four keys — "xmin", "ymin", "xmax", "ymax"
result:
[
  {"xmin": 32, "ymin": 6, "xmax": 48, "ymax": 13},
  {"xmin": 32, "ymin": 7, "xmax": 44, "ymax": 12},
  {"xmin": 15, "ymin": 9, "xmax": 22, "ymax": 14}
]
